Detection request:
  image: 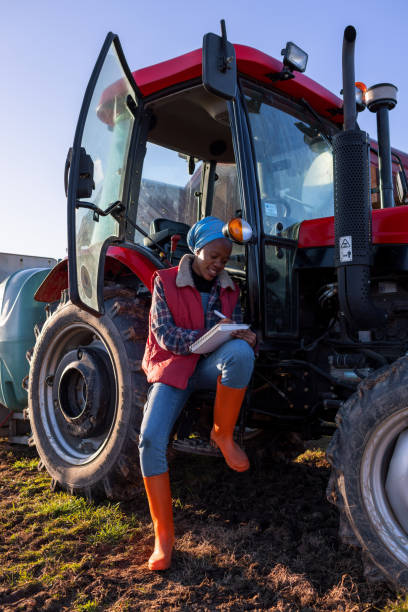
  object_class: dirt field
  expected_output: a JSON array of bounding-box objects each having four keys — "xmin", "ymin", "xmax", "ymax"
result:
[{"xmin": 0, "ymin": 439, "xmax": 404, "ymax": 611}]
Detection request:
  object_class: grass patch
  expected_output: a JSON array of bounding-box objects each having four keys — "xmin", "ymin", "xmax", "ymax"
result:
[
  {"xmin": 12, "ymin": 457, "xmax": 40, "ymax": 471},
  {"xmin": 74, "ymin": 598, "xmax": 100, "ymax": 612},
  {"xmin": 89, "ymin": 514, "xmax": 134, "ymax": 544},
  {"xmin": 294, "ymin": 448, "xmax": 329, "ymax": 468},
  {"xmin": 1, "ymin": 564, "xmax": 38, "ymax": 586},
  {"xmin": 0, "ymin": 464, "xmax": 142, "ymax": 589}
]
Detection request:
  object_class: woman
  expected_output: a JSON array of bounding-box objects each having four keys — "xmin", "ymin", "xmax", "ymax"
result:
[{"xmin": 140, "ymin": 216, "xmax": 257, "ymax": 570}]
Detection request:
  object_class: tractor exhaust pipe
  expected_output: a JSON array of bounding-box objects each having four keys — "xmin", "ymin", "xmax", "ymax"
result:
[
  {"xmin": 333, "ymin": 26, "xmax": 386, "ymax": 330},
  {"xmin": 342, "ymin": 26, "xmax": 357, "ymax": 131}
]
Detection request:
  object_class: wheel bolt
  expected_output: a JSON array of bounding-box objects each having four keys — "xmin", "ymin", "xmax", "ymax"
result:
[{"xmin": 45, "ymin": 375, "xmax": 54, "ymax": 387}]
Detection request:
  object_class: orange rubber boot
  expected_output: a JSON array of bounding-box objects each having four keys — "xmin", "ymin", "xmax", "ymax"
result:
[
  {"xmin": 143, "ymin": 472, "xmax": 174, "ymax": 570},
  {"xmin": 210, "ymin": 376, "xmax": 250, "ymax": 472}
]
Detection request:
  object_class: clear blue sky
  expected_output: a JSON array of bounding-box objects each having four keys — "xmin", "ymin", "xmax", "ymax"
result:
[{"xmin": 1, "ymin": 0, "xmax": 407, "ymax": 258}]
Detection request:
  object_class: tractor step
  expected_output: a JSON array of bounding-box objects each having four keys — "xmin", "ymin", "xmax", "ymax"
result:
[
  {"xmin": 172, "ymin": 428, "xmax": 261, "ymax": 456},
  {"xmin": 172, "ymin": 437, "xmax": 222, "ymax": 456}
]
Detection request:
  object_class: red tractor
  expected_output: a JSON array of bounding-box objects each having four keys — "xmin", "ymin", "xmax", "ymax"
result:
[{"xmin": 19, "ymin": 23, "xmax": 408, "ymax": 588}]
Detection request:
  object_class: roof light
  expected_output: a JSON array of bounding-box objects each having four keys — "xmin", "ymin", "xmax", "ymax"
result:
[
  {"xmin": 281, "ymin": 42, "xmax": 308, "ymax": 74},
  {"xmin": 223, "ymin": 218, "xmax": 253, "ymax": 244},
  {"xmin": 355, "ymin": 82, "xmax": 367, "ymax": 110}
]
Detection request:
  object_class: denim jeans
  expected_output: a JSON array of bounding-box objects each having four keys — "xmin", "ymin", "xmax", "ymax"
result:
[{"xmin": 139, "ymin": 339, "xmax": 255, "ymax": 477}]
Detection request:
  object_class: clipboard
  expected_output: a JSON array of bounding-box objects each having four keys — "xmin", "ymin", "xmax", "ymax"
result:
[{"xmin": 190, "ymin": 323, "xmax": 250, "ymax": 354}]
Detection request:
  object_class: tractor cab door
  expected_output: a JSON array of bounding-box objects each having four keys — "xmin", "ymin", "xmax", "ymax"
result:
[{"xmin": 67, "ymin": 33, "xmax": 143, "ymax": 314}]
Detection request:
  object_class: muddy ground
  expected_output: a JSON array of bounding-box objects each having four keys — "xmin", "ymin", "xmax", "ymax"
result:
[{"xmin": 0, "ymin": 439, "xmax": 401, "ymax": 611}]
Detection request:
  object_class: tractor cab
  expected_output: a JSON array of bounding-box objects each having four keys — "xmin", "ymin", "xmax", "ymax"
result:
[{"xmin": 66, "ymin": 27, "xmax": 340, "ymax": 342}]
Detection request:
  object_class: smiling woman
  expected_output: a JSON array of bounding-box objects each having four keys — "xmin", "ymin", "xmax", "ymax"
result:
[
  {"xmin": 192, "ymin": 237, "xmax": 232, "ymax": 281},
  {"xmin": 139, "ymin": 215, "xmax": 256, "ymax": 571}
]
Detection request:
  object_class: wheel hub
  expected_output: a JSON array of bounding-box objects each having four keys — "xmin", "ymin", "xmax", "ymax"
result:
[
  {"xmin": 386, "ymin": 429, "xmax": 408, "ymax": 533},
  {"xmin": 52, "ymin": 347, "xmax": 114, "ymax": 437}
]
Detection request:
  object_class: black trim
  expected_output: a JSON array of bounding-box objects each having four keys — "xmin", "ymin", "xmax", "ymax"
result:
[
  {"xmin": 124, "ymin": 112, "xmax": 150, "ymax": 243},
  {"xmin": 201, "ymin": 160, "xmax": 217, "ymax": 218},
  {"xmin": 229, "ymin": 91, "xmax": 262, "ymax": 331}
]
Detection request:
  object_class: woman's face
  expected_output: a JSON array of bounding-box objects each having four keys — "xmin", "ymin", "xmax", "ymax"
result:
[{"xmin": 192, "ymin": 238, "xmax": 232, "ymax": 281}]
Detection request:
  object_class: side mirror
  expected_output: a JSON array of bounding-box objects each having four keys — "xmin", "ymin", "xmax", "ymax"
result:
[
  {"xmin": 65, "ymin": 147, "xmax": 95, "ymax": 199},
  {"xmin": 202, "ymin": 20, "xmax": 236, "ymax": 100},
  {"xmin": 77, "ymin": 147, "xmax": 95, "ymax": 199}
]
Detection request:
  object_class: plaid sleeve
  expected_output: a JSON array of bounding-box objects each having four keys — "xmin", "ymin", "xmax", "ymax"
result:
[
  {"xmin": 150, "ymin": 276, "xmax": 203, "ymax": 355},
  {"xmin": 232, "ymin": 294, "xmax": 243, "ymax": 324},
  {"xmin": 206, "ymin": 281, "xmax": 244, "ymax": 328}
]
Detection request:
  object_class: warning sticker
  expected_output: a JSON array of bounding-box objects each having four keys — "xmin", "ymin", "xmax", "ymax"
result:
[
  {"xmin": 264, "ymin": 202, "xmax": 278, "ymax": 216},
  {"xmin": 340, "ymin": 236, "xmax": 352, "ymax": 262}
]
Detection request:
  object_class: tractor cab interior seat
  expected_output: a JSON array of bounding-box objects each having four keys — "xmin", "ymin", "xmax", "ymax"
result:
[{"xmin": 143, "ymin": 218, "xmax": 191, "ymax": 263}]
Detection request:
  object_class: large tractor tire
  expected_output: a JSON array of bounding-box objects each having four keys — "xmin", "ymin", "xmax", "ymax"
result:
[
  {"xmin": 327, "ymin": 356, "xmax": 408, "ymax": 591},
  {"xmin": 27, "ymin": 285, "xmax": 150, "ymax": 500}
]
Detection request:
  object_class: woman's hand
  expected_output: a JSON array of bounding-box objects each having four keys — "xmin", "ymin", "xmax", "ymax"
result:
[{"xmin": 231, "ymin": 327, "xmax": 257, "ymax": 349}]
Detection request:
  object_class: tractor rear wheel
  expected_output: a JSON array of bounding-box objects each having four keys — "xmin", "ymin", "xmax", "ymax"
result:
[
  {"xmin": 327, "ymin": 356, "xmax": 408, "ymax": 591},
  {"xmin": 28, "ymin": 285, "xmax": 150, "ymax": 500}
]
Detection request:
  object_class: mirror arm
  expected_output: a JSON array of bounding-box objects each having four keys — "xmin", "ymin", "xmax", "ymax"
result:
[
  {"xmin": 76, "ymin": 200, "xmax": 170, "ymax": 264},
  {"xmin": 76, "ymin": 199, "xmax": 124, "ymax": 222}
]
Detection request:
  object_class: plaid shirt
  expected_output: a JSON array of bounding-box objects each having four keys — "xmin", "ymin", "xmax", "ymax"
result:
[{"xmin": 151, "ymin": 274, "xmax": 243, "ymax": 355}]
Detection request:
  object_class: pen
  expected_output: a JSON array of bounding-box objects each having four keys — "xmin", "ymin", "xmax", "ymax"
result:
[{"xmin": 214, "ymin": 310, "xmax": 227, "ymax": 319}]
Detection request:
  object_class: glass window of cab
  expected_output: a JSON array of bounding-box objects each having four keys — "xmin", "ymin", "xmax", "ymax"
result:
[{"xmin": 243, "ymin": 85, "xmax": 336, "ymax": 237}]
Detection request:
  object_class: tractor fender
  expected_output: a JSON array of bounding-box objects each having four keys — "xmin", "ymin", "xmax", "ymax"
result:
[{"xmin": 34, "ymin": 245, "xmax": 161, "ymax": 303}]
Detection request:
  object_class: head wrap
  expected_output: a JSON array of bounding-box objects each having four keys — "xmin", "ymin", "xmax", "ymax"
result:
[{"xmin": 187, "ymin": 216, "xmax": 230, "ymax": 254}]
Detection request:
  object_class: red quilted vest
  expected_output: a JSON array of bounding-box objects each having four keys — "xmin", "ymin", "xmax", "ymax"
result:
[{"xmin": 142, "ymin": 266, "xmax": 239, "ymax": 389}]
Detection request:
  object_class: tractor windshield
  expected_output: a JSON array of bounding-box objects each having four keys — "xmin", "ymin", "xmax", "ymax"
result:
[{"xmin": 243, "ymin": 85, "xmax": 334, "ymax": 237}]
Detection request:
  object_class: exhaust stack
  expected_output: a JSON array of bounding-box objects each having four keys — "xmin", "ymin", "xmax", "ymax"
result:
[{"xmin": 333, "ymin": 26, "xmax": 386, "ymax": 330}]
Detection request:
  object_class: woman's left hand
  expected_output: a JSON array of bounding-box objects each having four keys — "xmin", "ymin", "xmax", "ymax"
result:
[{"xmin": 231, "ymin": 328, "xmax": 257, "ymax": 349}]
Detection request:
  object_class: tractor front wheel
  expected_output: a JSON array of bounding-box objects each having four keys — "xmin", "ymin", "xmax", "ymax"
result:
[
  {"xmin": 28, "ymin": 286, "xmax": 150, "ymax": 500},
  {"xmin": 327, "ymin": 356, "xmax": 408, "ymax": 591}
]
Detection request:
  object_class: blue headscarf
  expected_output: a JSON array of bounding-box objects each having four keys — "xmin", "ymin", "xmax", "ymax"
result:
[{"xmin": 187, "ymin": 216, "xmax": 230, "ymax": 254}]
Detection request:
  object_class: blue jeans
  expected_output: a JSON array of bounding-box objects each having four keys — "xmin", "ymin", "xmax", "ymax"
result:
[{"xmin": 139, "ymin": 339, "xmax": 255, "ymax": 477}]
